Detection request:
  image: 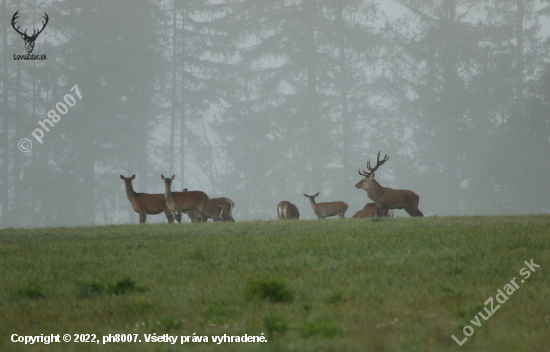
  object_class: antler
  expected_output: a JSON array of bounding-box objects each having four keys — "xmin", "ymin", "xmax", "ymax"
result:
[
  {"xmin": 11, "ymin": 11, "xmax": 48, "ymax": 39},
  {"xmin": 31, "ymin": 13, "xmax": 49, "ymax": 39},
  {"xmin": 358, "ymin": 150, "xmax": 389, "ymax": 177},
  {"xmin": 11, "ymin": 11, "xmax": 25, "ymax": 36}
]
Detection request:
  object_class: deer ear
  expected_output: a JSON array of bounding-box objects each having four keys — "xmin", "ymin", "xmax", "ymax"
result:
[
  {"xmin": 369, "ymin": 173, "xmax": 375, "ymax": 179},
  {"xmin": 131, "ymin": 174, "xmax": 136, "ymax": 179},
  {"xmin": 120, "ymin": 175, "xmax": 124, "ymax": 180},
  {"xmin": 171, "ymin": 175, "xmax": 176, "ymax": 180},
  {"xmin": 161, "ymin": 174, "xmax": 165, "ymax": 180},
  {"xmin": 303, "ymin": 193, "xmax": 308, "ymax": 197},
  {"xmin": 314, "ymin": 192, "xmax": 319, "ymax": 197}
]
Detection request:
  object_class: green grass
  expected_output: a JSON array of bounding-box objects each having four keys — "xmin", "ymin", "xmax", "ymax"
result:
[{"xmin": 1, "ymin": 215, "xmax": 549, "ymax": 352}]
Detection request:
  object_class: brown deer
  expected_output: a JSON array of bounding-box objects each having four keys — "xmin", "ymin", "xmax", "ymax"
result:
[
  {"xmin": 355, "ymin": 151, "xmax": 423, "ymax": 217},
  {"xmin": 352, "ymin": 203, "xmax": 395, "ymax": 218},
  {"xmin": 161, "ymin": 175, "xmax": 209, "ymax": 222},
  {"xmin": 185, "ymin": 196, "xmax": 235, "ymax": 222},
  {"xmin": 120, "ymin": 174, "xmax": 175, "ymax": 224},
  {"xmin": 303, "ymin": 193, "xmax": 348, "ymax": 219},
  {"xmin": 277, "ymin": 201, "xmax": 300, "ymax": 220}
]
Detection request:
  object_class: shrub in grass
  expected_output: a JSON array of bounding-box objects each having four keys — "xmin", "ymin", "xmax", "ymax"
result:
[
  {"xmin": 157, "ymin": 317, "xmax": 183, "ymax": 332},
  {"xmin": 106, "ymin": 276, "xmax": 146, "ymax": 295},
  {"xmin": 446, "ymin": 267, "xmax": 464, "ymax": 276},
  {"xmin": 327, "ymin": 290, "xmax": 344, "ymax": 304},
  {"xmin": 299, "ymin": 320, "xmax": 343, "ymax": 338},
  {"xmin": 457, "ymin": 304, "xmax": 485, "ymax": 318},
  {"xmin": 202, "ymin": 302, "xmax": 237, "ymax": 324},
  {"xmin": 125, "ymin": 300, "xmax": 154, "ymax": 314},
  {"xmin": 11, "ymin": 282, "xmax": 45, "ymax": 300},
  {"xmin": 264, "ymin": 315, "xmax": 288, "ymax": 337},
  {"xmin": 75, "ymin": 281, "xmax": 104, "ymax": 298},
  {"xmin": 245, "ymin": 279, "xmax": 294, "ymax": 303}
]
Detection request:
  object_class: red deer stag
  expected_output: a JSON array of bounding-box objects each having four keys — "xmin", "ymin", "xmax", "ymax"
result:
[
  {"xmin": 120, "ymin": 174, "xmax": 175, "ymax": 224},
  {"xmin": 355, "ymin": 151, "xmax": 423, "ymax": 217},
  {"xmin": 303, "ymin": 193, "xmax": 348, "ymax": 219},
  {"xmin": 185, "ymin": 196, "xmax": 235, "ymax": 222},
  {"xmin": 161, "ymin": 175, "xmax": 209, "ymax": 222},
  {"xmin": 277, "ymin": 201, "xmax": 300, "ymax": 220},
  {"xmin": 352, "ymin": 203, "xmax": 395, "ymax": 218}
]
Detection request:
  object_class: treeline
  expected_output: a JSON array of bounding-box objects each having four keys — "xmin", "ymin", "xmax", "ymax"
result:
[{"xmin": 1, "ymin": 0, "xmax": 549, "ymax": 228}]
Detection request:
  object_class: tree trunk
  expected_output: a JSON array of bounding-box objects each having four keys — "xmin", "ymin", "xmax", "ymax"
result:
[
  {"xmin": 1, "ymin": 0, "xmax": 10, "ymax": 227},
  {"xmin": 516, "ymin": 0, "xmax": 524, "ymax": 108},
  {"xmin": 338, "ymin": 2, "xmax": 351, "ymax": 194}
]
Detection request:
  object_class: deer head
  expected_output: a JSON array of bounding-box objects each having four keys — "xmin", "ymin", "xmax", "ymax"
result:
[
  {"xmin": 355, "ymin": 150, "xmax": 389, "ymax": 191},
  {"xmin": 303, "ymin": 192, "xmax": 320, "ymax": 202},
  {"xmin": 12, "ymin": 11, "xmax": 49, "ymax": 53},
  {"xmin": 120, "ymin": 174, "xmax": 136, "ymax": 189},
  {"xmin": 161, "ymin": 174, "xmax": 176, "ymax": 187}
]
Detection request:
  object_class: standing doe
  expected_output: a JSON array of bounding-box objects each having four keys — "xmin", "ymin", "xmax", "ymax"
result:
[
  {"xmin": 303, "ymin": 193, "xmax": 348, "ymax": 219},
  {"xmin": 120, "ymin": 174, "xmax": 175, "ymax": 224},
  {"xmin": 277, "ymin": 201, "xmax": 300, "ymax": 220},
  {"xmin": 161, "ymin": 175, "xmax": 209, "ymax": 222},
  {"xmin": 355, "ymin": 151, "xmax": 423, "ymax": 217}
]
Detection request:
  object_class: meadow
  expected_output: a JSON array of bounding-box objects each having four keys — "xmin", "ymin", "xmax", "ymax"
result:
[{"xmin": 0, "ymin": 215, "xmax": 549, "ymax": 352}]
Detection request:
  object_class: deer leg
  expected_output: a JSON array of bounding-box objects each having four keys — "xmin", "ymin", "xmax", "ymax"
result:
[
  {"xmin": 139, "ymin": 213, "xmax": 147, "ymax": 224},
  {"xmin": 176, "ymin": 211, "xmax": 182, "ymax": 223},
  {"xmin": 211, "ymin": 209, "xmax": 221, "ymax": 222},
  {"xmin": 338, "ymin": 213, "xmax": 345, "ymax": 219},
  {"xmin": 173, "ymin": 211, "xmax": 180, "ymax": 223},
  {"xmin": 164, "ymin": 209, "xmax": 175, "ymax": 223}
]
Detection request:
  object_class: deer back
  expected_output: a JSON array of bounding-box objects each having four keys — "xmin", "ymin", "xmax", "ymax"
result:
[
  {"xmin": 170, "ymin": 190, "xmax": 209, "ymax": 212},
  {"xmin": 286, "ymin": 202, "xmax": 300, "ymax": 219},
  {"xmin": 352, "ymin": 208, "xmax": 377, "ymax": 218},
  {"xmin": 314, "ymin": 201, "xmax": 348, "ymax": 217},
  {"xmin": 378, "ymin": 187, "xmax": 420, "ymax": 209},
  {"xmin": 134, "ymin": 193, "xmax": 169, "ymax": 213}
]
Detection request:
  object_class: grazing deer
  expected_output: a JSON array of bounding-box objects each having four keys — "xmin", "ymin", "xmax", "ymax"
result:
[
  {"xmin": 277, "ymin": 201, "xmax": 300, "ymax": 220},
  {"xmin": 120, "ymin": 174, "xmax": 175, "ymax": 224},
  {"xmin": 161, "ymin": 175, "xmax": 209, "ymax": 222},
  {"xmin": 355, "ymin": 151, "xmax": 423, "ymax": 217},
  {"xmin": 352, "ymin": 203, "xmax": 395, "ymax": 218},
  {"xmin": 303, "ymin": 193, "xmax": 348, "ymax": 219},
  {"xmin": 185, "ymin": 196, "xmax": 235, "ymax": 222}
]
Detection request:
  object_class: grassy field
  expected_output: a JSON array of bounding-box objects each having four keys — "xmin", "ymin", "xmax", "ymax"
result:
[{"xmin": 0, "ymin": 215, "xmax": 549, "ymax": 352}]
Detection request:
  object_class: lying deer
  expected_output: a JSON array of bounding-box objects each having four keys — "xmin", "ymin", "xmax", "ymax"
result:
[
  {"xmin": 120, "ymin": 174, "xmax": 175, "ymax": 224},
  {"xmin": 303, "ymin": 193, "xmax": 348, "ymax": 219},
  {"xmin": 352, "ymin": 203, "xmax": 395, "ymax": 218},
  {"xmin": 277, "ymin": 201, "xmax": 300, "ymax": 220},
  {"xmin": 355, "ymin": 151, "xmax": 423, "ymax": 217},
  {"xmin": 161, "ymin": 175, "xmax": 209, "ymax": 222}
]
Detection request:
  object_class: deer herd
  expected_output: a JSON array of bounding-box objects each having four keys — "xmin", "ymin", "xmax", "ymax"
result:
[{"xmin": 121, "ymin": 151, "xmax": 423, "ymax": 224}]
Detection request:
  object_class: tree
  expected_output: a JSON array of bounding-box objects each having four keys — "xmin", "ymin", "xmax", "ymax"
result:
[
  {"xmin": 219, "ymin": 0, "xmax": 382, "ymax": 218},
  {"xmin": 468, "ymin": 64, "xmax": 550, "ymax": 213}
]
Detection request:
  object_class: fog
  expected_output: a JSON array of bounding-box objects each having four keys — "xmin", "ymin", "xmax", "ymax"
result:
[{"xmin": 1, "ymin": 0, "xmax": 549, "ymax": 228}]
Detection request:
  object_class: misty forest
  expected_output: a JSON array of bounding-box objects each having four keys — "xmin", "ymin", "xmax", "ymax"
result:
[{"xmin": 1, "ymin": 0, "xmax": 550, "ymax": 228}]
